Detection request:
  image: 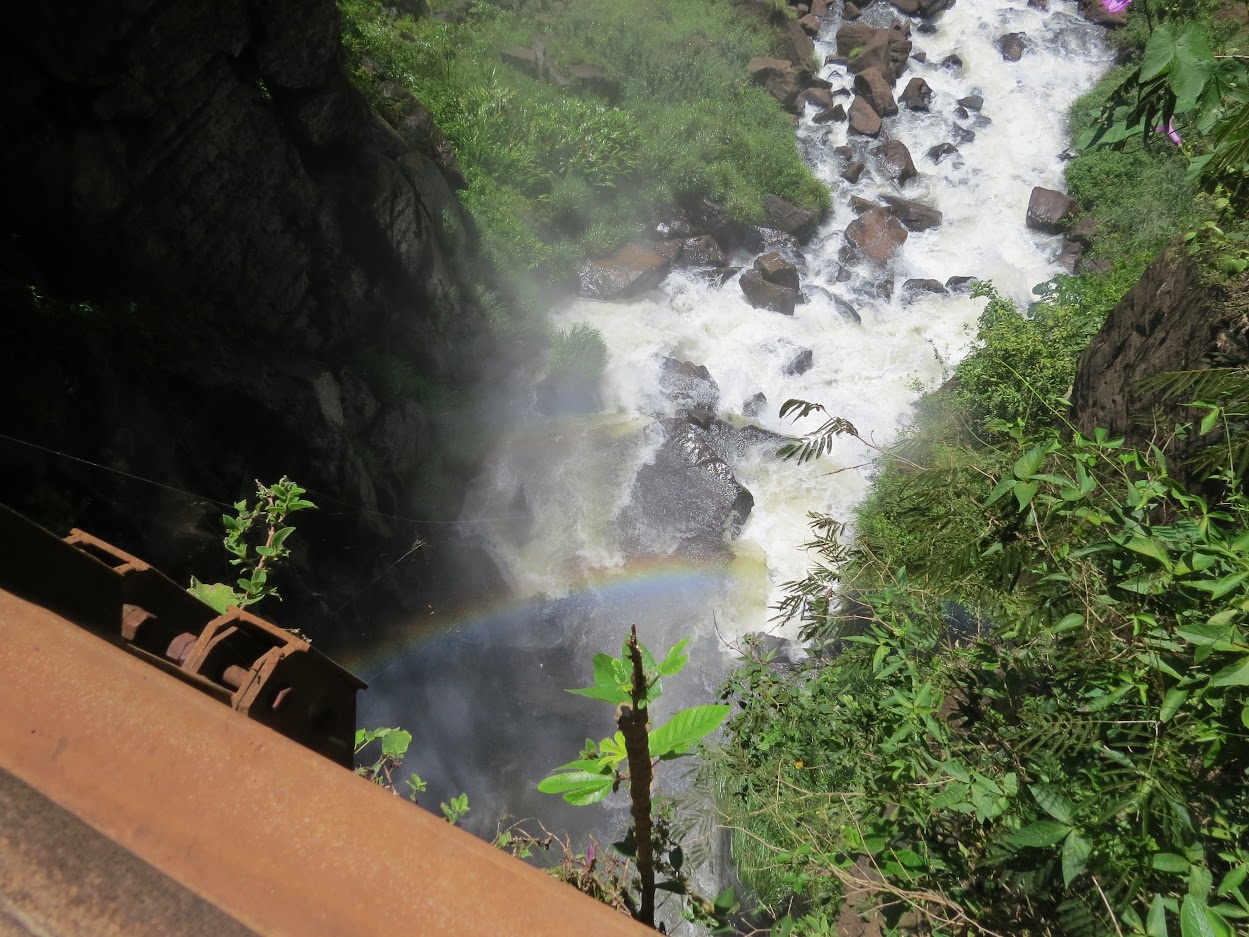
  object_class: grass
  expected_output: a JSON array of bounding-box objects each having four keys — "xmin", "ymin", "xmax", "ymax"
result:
[{"xmin": 339, "ymin": 0, "xmax": 828, "ymax": 309}]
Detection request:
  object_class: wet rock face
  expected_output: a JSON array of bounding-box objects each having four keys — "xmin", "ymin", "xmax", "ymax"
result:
[
  {"xmin": 1027, "ymin": 186, "xmax": 1078, "ymax": 234},
  {"xmin": 659, "ymin": 358, "xmax": 721, "ymax": 412},
  {"xmin": 0, "ymin": 0, "xmax": 498, "ymax": 644},
  {"xmin": 578, "ymin": 242, "xmax": 673, "ymax": 298},
  {"xmin": 845, "ymin": 207, "xmax": 909, "ymax": 266},
  {"xmin": 619, "ymin": 420, "xmax": 755, "ymax": 559}
]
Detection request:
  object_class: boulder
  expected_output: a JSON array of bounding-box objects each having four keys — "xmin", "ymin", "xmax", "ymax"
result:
[
  {"xmin": 849, "ymin": 194, "xmax": 878, "ymax": 214},
  {"xmin": 746, "ymin": 226, "xmax": 806, "ymax": 261},
  {"xmin": 848, "ymin": 95, "xmax": 882, "ymax": 136},
  {"xmin": 1026, "ymin": 186, "xmax": 1077, "ymax": 234},
  {"xmin": 811, "ymin": 0, "xmax": 830, "ymax": 13},
  {"xmin": 952, "ymin": 124, "xmax": 976, "ymax": 144},
  {"xmin": 899, "ymin": 76, "xmax": 933, "ymax": 110},
  {"xmin": 918, "ymin": 0, "xmax": 954, "ymax": 12},
  {"xmin": 836, "ymin": 25, "xmax": 912, "ymax": 84},
  {"xmin": 1069, "ymin": 216, "xmax": 1098, "ymax": 248},
  {"xmin": 740, "ymin": 270, "xmax": 799, "ymax": 314},
  {"xmin": 877, "ymin": 140, "xmax": 916, "ymax": 184},
  {"xmin": 742, "ymin": 392, "xmax": 768, "ymax": 417},
  {"xmin": 500, "ymin": 46, "xmax": 540, "ymax": 77},
  {"xmin": 946, "ymin": 275, "xmax": 978, "ymax": 292},
  {"xmin": 841, "ymin": 160, "xmax": 866, "ymax": 183},
  {"xmin": 890, "ymin": 0, "xmax": 920, "ymax": 12},
  {"xmin": 782, "ymin": 346, "xmax": 814, "ymax": 375},
  {"xmin": 845, "ymin": 207, "xmax": 908, "ymax": 265},
  {"xmin": 815, "ymin": 104, "xmax": 847, "ymax": 123},
  {"xmin": 903, "ymin": 277, "xmax": 947, "ymax": 297},
  {"xmin": 681, "ymin": 235, "xmax": 727, "ymax": 267},
  {"xmin": 833, "ymin": 145, "xmax": 855, "ymax": 160},
  {"xmin": 834, "ymin": 295, "xmax": 862, "ymax": 323},
  {"xmin": 940, "ymin": 53, "xmax": 963, "ymax": 70},
  {"xmin": 762, "ymin": 194, "xmax": 822, "ymax": 242},
  {"xmin": 755, "ymin": 251, "xmax": 801, "ymax": 291},
  {"xmin": 748, "ymin": 56, "xmax": 792, "ymax": 82},
  {"xmin": 957, "ymin": 94, "xmax": 983, "ymax": 111},
  {"xmin": 565, "ymin": 63, "xmax": 621, "ymax": 101},
  {"xmin": 659, "ymin": 357, "xmax": 720, "ymax": 411},
  {"xmin": 796, "ymin": 87, "xmax": 835, "ymax": 111},
  {"xmin": 912, "ymin": 51, "xmax": 928, "ymax": 62},
  {"xmin": 780, "ymin": 17, "xmax": 818, "ymax": 68},
  {"xmin": 997, "ymin": 33, "xmax": 1026, "ymax": 61},
  {"xmin": 681, "ymin": 194, "xmax": 752, "ymax": 250},
  {"xmin": 844, "ymin": 1, "xmax": 861, "ymax": 17},
  {"xmin": 798, "ymin": 13, "xmax": 821, "ymax": 34},
  {"xmin": 1056, "ymin": 237, "xmax": 1084, "ymax": 272},
  {"xmin": 853, "ymin": 67, "xmax": 898, "ymax": 118},
  {"xmin": 578, "ymin": 242, "xmax": 671, "ymax": 299},
  {"xmin": 880, "ymin": 194, "xmax": 942, "ymax": 230},
  {"xmin": 619, "ymin": 419, "xmax": 754, "ymax": 558}
]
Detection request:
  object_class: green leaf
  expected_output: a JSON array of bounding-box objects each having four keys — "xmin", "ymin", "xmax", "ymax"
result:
[
  {"xmin": 1009, "ymin": 820, "xmax": 1072, "ymax": 848},
  {"xmin": 1209, "ymin": 655, "xmax": 1249, "ymax": 687},
  {"xmin": 1031, "ymin": 784, "xmax": 1075, "ymax": 824},
  {"xmin": 1014, "ymin": 444, "xmax": 1050, "ymax": 480},
  {"xmin": 648, "ymin": 704, "xmax": 730, "ymax": 758},
  {"xmin": 537, "ymin": 770, "xmax": 614, "ymax": 805},
  {"xmin": 658, "ymin": 638, "xmax": 690, "ymax": 676},
  {"xmin": 1149, "ymin": 894, "xmax": 1171, "ymax": 937},
  {"xmin": 1063, "ymin": 831, "xmax": 1092, "ymax": 886},
  {"xmin": 1161, "ymin": 687, "xmax": 1190, "ymax": 722},
  {"xmin": 567, "ymin": 684, "xmax": 631, "ymax": 705},
  {"xmin": 591, "ymin": 652, "xmax": 619, "ymax": 687},
  {"xmin": 1015, "ymin": 480, "xmax": 1039, "ymax": 511},
  {"xmin": 1201, "ymin": 407, "xmax": 1221, "ymax": 436},
  {"xmin": 1180, "ymin": 896, "xmax": 1223, "ymax": 937},
  {"xmin": 713, "ymin": 887, "xmax": 736, "ymax": 914},
  {"xmin": 188, "ymin": 578, "xmax": 243, "ymax": 614},
  {"xmin": 1156, "ymin": 853, "xmax": 1193, "ymax": 874},
  {"xmin": 381, "ymin": 728, "xmax": 412, "ymax": 758},
  {"xmin": 1141, "ymin": 24, "xmax": 1178, "ymax": 82},
  {"xmin": 1124, "ymin": 535, "xmax": 1173, "ymax": 570},
  {"xmin": 1171, "ymin": 23, "xmax": 1215, "ymax": 112},
  {"xmin": 1054, "ymin": 613, "xmax": 1084, "ymax": 634},
  {"xmin": 986, "ymin": 475, "xmax": 1015, "ymax": 506}
]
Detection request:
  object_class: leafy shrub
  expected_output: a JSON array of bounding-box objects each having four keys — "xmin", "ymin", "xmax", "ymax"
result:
[{"xmin": 547, "ymin": 323, "xmax": 607, "ymax": 382}]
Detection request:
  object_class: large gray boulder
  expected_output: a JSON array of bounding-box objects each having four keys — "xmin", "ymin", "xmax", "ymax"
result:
[
  {"xmin": 619, "ymin": 420, "xmax": 755, "ymax": 558},
  {"xmin": 659, "ymin": 357, "xmax": 720, "ymax": 411},
  {"xmin": 877, "ymin": 140, "xmax": 916, "ymax": 184},
  {"xmin": 836, "ymin": 25, "xmax": 912, "ymax": 84},
  {"xmin": 853, "ymin": 67, "xmax": 898, "ymax": 118},
  {"xmin": 899, "ymin": 76, "xmax": 933, "ymax": 111},
  {"xmin": 881, "ymin": 195, "xmax": 942, "ymax": 231},
  {"xmin": 740, "ymin": 270, "xmax": 798, "ymax": 314},
  {"xmin": 848, "ymin": 95, "xmax": 882, "ymax": 136},
  {"xmin": 755, "ymin": 251, "xmax": 801, "ymax": 291}
]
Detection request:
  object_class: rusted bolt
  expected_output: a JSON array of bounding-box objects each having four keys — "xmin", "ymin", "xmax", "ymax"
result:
[
  {"xmin": 221, "ymin": 665, "xmax": 250, "ymax": 690},
  {"xmin": 271, "ymin": 687, "xmax": 293, "ymax": 711},
  {"xmin": 121, "ymin": 604, "xmax": 155, "ymax": 641},
  {"xmin": 165, "ymin": 633, "xmax": 198, "ymax": 665}
]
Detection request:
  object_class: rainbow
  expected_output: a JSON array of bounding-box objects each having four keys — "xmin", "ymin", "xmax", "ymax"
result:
[{"xmin": 342, "ymin": 551, "xmax": 766, "ymax": 684}]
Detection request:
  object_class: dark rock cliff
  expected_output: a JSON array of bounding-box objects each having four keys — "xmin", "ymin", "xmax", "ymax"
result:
[
  {"xmin": 0, "ymin": 0, "xmax": 503, "ymax": 647},
  {"xmin": 1072, "ymin": 243, "xmax": 1249, "ymax": 468}
]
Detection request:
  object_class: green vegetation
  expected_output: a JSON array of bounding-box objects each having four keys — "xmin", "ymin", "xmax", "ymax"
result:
[
  {"xmin": 538, "ymin": 628, "xmax": 735, "ymax": 930},
  {"xmin": 188, "ymin": 477, "xmax": 316, "ymax": 614},
  {"xmin": 708, "ymin": 5, "xmax": 1249, "ymax": 933},
  {"xmin": 546, "ymin": 322, "xmax": 608, "ymax": 382},
  {"xmin": 338, "ymin": 0, "xmax": 827, "ymax": 297},
  {"xmin": 355, "ymin": 726, "xmax": 472, "ymax": 823}
]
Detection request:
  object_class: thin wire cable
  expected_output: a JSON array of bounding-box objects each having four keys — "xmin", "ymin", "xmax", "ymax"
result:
[{"xmin": 0, "ymin": 430, "xmax": 526, "ymax": 526}]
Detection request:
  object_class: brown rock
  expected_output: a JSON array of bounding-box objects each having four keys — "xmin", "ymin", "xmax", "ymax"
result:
[
  {"xmin": 798, "ymin": 13, "xmax": 821, "ymax": 35},
  {"xmin": 577, "ymin": 242, "xmax": 672, "ymax": 299},
  {"xmin": 1078, "ymin": 0, "xmax": 1127, "ymax": 26},
  {"xmin": 845, "ymin": 207, "xmax": 908, "ymax": 265},
  {"xmin": 815, "ymin": 104, "xmax": 847, "ymax": 123},
  {"xmin": 899, "ymin": 76, "xmax": 932, "ymax": 111},
  {"xmin": 836, "ymin": 25, "xmax": 912, "ymax": 84},
  {"xmin": 848, "ymin": 95, "xmax": 882, "ymax": 136},
  {"xmin": 849, "ymin": 195, "xmax": 878, "ymax": 214},
  {"xmin": 1026, "ymin": 187, "xmax": 1077, "ymax": 234},
  {"xmin": 841, "ymin": 160, "xmax": 866, "ymax": 183},
  {"xmin": 880, "ymin": 194, "xmax": 942, "ymax": 230},
  {"xmin": 796, "ymin": 87, "xmax": 835, "ymax": 111},
  {"xmin": 890, "ymin": 0, "xmax": 919, "ymax": 12},
  {"xmin": 762, "ymin": 194, "xmax": 822, "ymax": 242},
  {"xmin": 755, "ymin": 251, "xmax": 801, "ymax": 291},
  {"xmin": 853, "ymin": 67, "xmax": 898, "ymax": 118},
  {"xmin": 811, "ymin": 0, "xmax": 830, "ymax": 13},
  {"xmin": 903, "ymin": 278, "xmax": 946, "ymax": 297},
  {"xmin": 681, "ymin": 235, "xmax": 727, "ymax": 267},
  {"xmin": 997, "ymin": 33, "xmax": 1026, "ymax": 61},
  {"xmin": 740, "ymin": 270, "xmax": 798, "ymax": 314},
  {"xmin": 844, "ymin": 1, "xmax": 861, "ymax": 17},
  {"xmin": 877, "ymin": 140, "xmax": 916, "ymax": 184},
  {"xmin": 927, "ymin": 142, "xmax": 959, "ymax": 163}
]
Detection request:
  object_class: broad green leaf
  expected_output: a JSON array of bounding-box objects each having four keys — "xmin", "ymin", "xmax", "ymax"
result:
[
  {"xmin": 188, "ymin": 578, "xmax": 243, "ymax": 614},
  {"xmin": 381, "ymin": 728, "xmax": 412, "ymax": 758},
  {"xmin": 1014, "ymin": 444, "xmax": 1050, "ymax": 480},
  {"xmin": 1201, "ymin": 407, "xmax": 1221, "ymax": 436},
  {"xmin": 986, "ymin": 475, "xmax": 1014, "ymax": 506},
  {"xmin": 591, "ymin": 652, "xmax": 619, "ymax": 687},
  {"xmin": 1171, "ymin": 23, "xmax": 1215, "ymax": 112},
  {"xmin": 1063, "ymin": 831, "xmax": 1091, "ymax": 886},
  {"xmin": 1161, "ymin": 687, "xmax": 1190, "ymax": 722},
  {"xmin": 1009, "ymin": 820, "xmax": 1072, "ymax": 847},
  {"xmin": 567, "ymin": 684, "xmax": 631, "ymax": 705},
  {"xmin": 552, "ymin": 758, "xmax": 608, "ymax": 774},
  {"xmin": 1141, "ymin": 24, "xmax": 1178, "ymax": 82},
  {"xmin": 1209, "ymin": 655, "xmax": 1249, "ymax": 687},
  {"xmin": 1015, "ymin": 480, "xmax": 1039, "ymax": 511},
  {"xmin": 658, "ymin": 638, "xmax": 690, "ymax": 676},
  {"xmin": 1054, "ymin": 613, "xmax": 1084, "ymax": 634},
  {"xmin": 648, "ymin": 704, "xmax": 730, "ymax": 758},
  {"xmin": 1031, "ymin": 783, "xmax": 1075, "ymax": 824},
  {"xmin": 1155, "ymin": 853, "xmax": 1193, "ymax": 874},
  {"xmin": 1241, "ymin": 704, "xmax": 1249, "ymax": 729},
  {"xmin": 1149, "ymin": 894, "xmax": 1171, "ymax": 937},
  {"xmin": 1180, "ymin": 896, "xmax": 1223, "ymax": 937},
  {"xmin": 1125, "ymin": 535, "xmax": 1173, "ymax": 569},
  {"xmin": 537, "ymin": 769, "xmax": 614, "ymax": 805}
]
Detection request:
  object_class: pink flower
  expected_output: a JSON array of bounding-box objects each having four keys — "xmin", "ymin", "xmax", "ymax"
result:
[
  {"xmin": 1101, "ymin": 0, "xmax": 1132, "ymax": 11},
  {"xmin": 1155, "ymin": 118, "xmax": 1182, "ymax": 146}
]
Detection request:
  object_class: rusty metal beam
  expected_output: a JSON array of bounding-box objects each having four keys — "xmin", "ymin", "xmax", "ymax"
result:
[{"xmin": 0, "ymin": 587, "xmax": 653, "ymax": 937}]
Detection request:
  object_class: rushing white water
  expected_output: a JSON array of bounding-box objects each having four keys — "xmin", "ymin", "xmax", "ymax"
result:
[{"xmin": 361, "ymin": 0, "xmax": 1111, "ymax": 852}]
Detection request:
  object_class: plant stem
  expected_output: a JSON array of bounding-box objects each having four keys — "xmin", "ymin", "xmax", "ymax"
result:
[{"xmin": 618, "ymin": 624, "xmax": 655, "ymax": 929}]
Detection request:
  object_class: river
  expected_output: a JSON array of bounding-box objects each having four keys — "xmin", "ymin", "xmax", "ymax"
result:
[{"xmin": 354, "ymin": 0, "xmax": 1112, "ymax": 875}]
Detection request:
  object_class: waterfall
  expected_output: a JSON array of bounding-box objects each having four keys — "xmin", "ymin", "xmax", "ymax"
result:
[{"xmin": 359, "ymin": 0, "xmax": 1111, "ymax": 856}]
